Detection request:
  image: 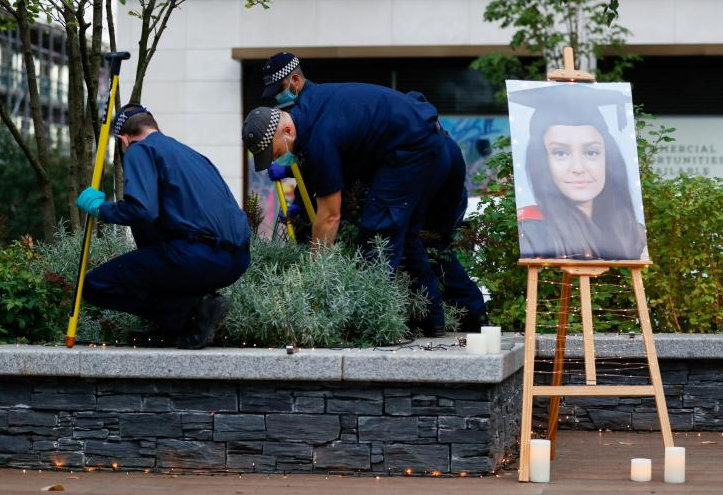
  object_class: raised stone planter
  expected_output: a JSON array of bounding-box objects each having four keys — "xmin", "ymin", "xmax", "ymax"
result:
[
  {"xmin": 532, "ymin": 334, "xmax": 723, "ymax": 432},
  {"xmin": 0, "ymin": 337, "xmax": 523, "ymax": 475}
]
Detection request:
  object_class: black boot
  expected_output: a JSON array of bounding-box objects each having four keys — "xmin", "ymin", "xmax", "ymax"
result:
[
  {"xmin": 177, "ymin": 293, "xmax": 229, "ymax": 350},
  {"xmin": 459, "ymin": 310, "xmax": 489, "ymax": 333}
]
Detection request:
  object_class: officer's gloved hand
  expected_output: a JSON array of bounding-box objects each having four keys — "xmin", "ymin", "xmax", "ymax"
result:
[
  {"xmin": 267, "ymin": 162, "xmax": 294, "ymax": 182},
  {"xmin": 76, "ymin": 187, "xmax": 105, "ymax": 218},
  {"xmin": 278, "ymin": 203, "xmax": 301, "ymax": 224}
]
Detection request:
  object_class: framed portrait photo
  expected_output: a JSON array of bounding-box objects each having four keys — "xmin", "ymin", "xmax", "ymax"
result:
[{"xmin": 507, "ymin": 80, "xmax": 648, "ymax": 261}]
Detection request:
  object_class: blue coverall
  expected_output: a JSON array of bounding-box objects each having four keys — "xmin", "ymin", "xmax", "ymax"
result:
[
  {"xmin": 289, "ymin": 83, "xmax": 451, "ymax": 328},
  {"xmin": 83, "ymin": 132, "xmax": 251, "ymax": 334}
]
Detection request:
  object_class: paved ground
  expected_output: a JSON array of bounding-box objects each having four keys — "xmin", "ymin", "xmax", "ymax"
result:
[{"xmin": 1, "ymin": 430, "xmax": 720, "ymax": 494}]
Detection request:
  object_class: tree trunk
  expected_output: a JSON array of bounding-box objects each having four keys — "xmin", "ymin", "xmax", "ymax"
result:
[
  {"xmin": 129, "ymin": 0, "xmax": 155, "ymax": 104},
  {"xmin": 106, "ymin": 0, "xmax": 124, "ymax": 199},
  {"xmin": 17, "ymin": 1, "xmax": 56, "ymax": 240},
  {"xmin": 63, "ymin": 6, "xmax": 86, "ymax": 230}
]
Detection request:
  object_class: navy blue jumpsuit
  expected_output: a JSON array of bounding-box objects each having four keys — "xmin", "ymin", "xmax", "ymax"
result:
[
  {"xmin": 289, "ymin": 83, "xmax": 451, "ymax": 328},
  {"xmin": 403, "ymin": 91, "xmax": 487, "ymax": 327},
  {"xmin": 423, "ymin": 133, "xmax": 487, "ymax": 327},
  {"xmin": 84, "ymin": 132, "xmax": 251, "ymax": 334}
]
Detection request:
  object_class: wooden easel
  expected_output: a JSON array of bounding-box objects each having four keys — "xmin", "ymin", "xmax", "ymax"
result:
[{"xmin": 516, "ymin": 48, "xmax": 674, "ymax": 482}]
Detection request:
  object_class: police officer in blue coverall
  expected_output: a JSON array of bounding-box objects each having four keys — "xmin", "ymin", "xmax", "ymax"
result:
[
  {"xmin": 242, "ymin": 83, "xmax": 451, "ymax": 336},
  {"xmin": 75, "ymin": 104, "xmax": 251, "ymax": 349},
  {"xmin": 259, "ymin": 52, "xmax": 487, "ymax": 332}
]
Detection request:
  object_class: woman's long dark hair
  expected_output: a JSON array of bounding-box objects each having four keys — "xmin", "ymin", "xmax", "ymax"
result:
[{"xmin": 526, "ymin": 123, "xmax": 644, "ymax": 260}]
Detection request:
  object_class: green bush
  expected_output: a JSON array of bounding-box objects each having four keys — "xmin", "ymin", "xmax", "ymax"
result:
[
  {"xmin": 27, "ymin": 225, "xmax": 452, "ymax": 347},
  {"xmin": 0, "ymin": 239, "xmax": 69, "ymax": 343},
  {"xmin": 31, "ymin": 223, "xmax": 141, "ymax": 344},
  {"xmin": 221, "ymin": 238, "xmax": 430, "ymax": 347},
  {"xmin": 462, "ymin": 117, "xmax": 723, "ymax": 333}
]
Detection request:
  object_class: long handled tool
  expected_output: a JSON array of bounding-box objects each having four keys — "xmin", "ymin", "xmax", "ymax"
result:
[
  {"xmin": 274, "ymin": 180, "xmax": 296, "ymax": 241},
  {"xmin": 271, "ymin": 161, "xmax": 316, "ymax": 241},
  {"xmin": 290, "ymin": 162, "xmax": 315, "ymax": 222},
  {"xmin": 66, "ymin": 51, "xmax": 130, "ymax": 348}
]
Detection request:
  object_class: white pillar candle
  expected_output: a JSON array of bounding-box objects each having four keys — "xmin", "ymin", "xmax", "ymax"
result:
[
  {"xmin": 465, "ymin": 333, "xmax": 487, "ymax": 355},
  {"xmin": 529, "ymin": 439, "xmax": 551, "ymax": 482},
  {"xmin": 480, "ymin": 326, "xmax": 502, "ymax": 353},
  {"xmin": 630, "ymin": 458, "xmax": 651, "ymax": 482},
  {"xmin": 664, "ymin": 447, "xmax": 685, "ymax": 483}
]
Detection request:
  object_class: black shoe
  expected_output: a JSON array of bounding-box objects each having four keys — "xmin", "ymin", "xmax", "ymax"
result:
[
  {"xmin": 177, "ymin": 294, "xmax": 229, "ymax": 350},
  {"xmin": 422, "ymin": 325, "xmax": 446, "ymax": 338}
]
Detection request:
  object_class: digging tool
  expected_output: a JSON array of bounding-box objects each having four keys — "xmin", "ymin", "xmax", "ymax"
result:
[{"xmin": 66, "ymin": 51, "xmax": 130, "ymax": 348}]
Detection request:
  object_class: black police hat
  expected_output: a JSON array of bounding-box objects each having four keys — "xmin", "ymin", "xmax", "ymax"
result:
[
  {"xmin": 242, "ymin": 107, "xmax": 281, "ymax": 171},
  {"xmin": 261, "ymin": 52, "xmax": 300, "ymax": 99},
  {"xmin": 111, "ymin": 103, "xmax": 152, "ymax": 136}
]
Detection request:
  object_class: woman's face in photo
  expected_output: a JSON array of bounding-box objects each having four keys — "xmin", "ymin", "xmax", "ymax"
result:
[{"xmin": 543, "ymin": 125, "xmax": 606, "ymax": 213}]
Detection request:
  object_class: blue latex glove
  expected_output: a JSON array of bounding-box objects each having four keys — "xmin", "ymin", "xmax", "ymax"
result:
[
  {"xmin": 267, "ymin": 162, "xmax": 294, "ymax": 181},
  {"xmin": 278, "ymin": 203, "xmax": 301, "ymax": 224},
  {"xmin": 76, "ymin": 187, "xmax": 105, "ymax": 218}
]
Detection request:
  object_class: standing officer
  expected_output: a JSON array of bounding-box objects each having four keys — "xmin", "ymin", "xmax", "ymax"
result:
[
  {"xmin": 261, "ymin": 51, "xmax": 314, "ymax": 108},
  {"xmin": 242, "ymin": 83, "xmax": 451, "ymax": 336},
  {"xmin": 75, "ymin": 104, "xmax": 251, "ymax": 349},
  {"xmin": 260, "ymin": 57, "xmax": 488, "ymax": 332}
]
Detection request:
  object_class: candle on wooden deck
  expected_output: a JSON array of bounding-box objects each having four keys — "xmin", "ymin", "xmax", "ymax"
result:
[
  {"xmin": 480, "ymin": 326, "xmax": 502, "ymax": 353},
  {"xmin": 465, "ymin": 333, "xmax": 487, "ymax": 355},
  {"xmin": 664, "ymin": 447, "xmax": 685, "ymax": 483},
  {"xmin": 529, "ymin": 439, "xmax": 551, "ymax": 482},
  {"xmin": 630, "ymin": 458, "xmax": 651, "ymax": 482}
]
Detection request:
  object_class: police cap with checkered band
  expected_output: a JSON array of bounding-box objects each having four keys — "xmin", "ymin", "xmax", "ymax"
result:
[
  {"xmin": 261, "ymin": 52, "xmax": 300, "ymax": 100},
  {"xmin": 111, "ymin": 103, "xmax": 152, "ymax": 137},
  {"xmin": 242, "ymin": 107, "xmax": 281, "ymax": 171}
]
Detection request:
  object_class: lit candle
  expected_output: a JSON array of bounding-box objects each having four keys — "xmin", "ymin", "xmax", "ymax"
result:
[
  {"xmin": 529, "ymin": 439, "xmax": 551, "ymax": 482},
  {"xmin": 664, "ymin": 447, "xmax": 685, "ymax": 483},
  {"xmin": 466, "ymin": 333, "xmax": 487, "ymax": 355},
  {"xmin": 630, "ymin": 458, "xmax": 651, "ymax": 482},
  {"xmin": 480, "ymin": 326, "xmax": 502, "ymax": 353}
]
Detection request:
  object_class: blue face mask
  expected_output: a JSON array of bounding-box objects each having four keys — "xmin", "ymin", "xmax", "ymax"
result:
[
  {"xmin": 275, "ymin": 136, "xmax": 296, "ymax": 168},
  {"xmin": 275, "ymin": 87, "xmax": 298, "ymax": 106}
]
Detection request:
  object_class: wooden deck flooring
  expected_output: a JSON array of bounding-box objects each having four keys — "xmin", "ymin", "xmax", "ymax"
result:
[{"xmin": 0, "ymin": 431, "xmax": 720, "ymax": 494}]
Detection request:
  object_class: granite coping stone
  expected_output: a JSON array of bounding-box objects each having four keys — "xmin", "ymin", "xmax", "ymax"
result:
[
  {"xmin": 533, "ymin": 333, "xmax": 723, "ymax": 359},
  {"xmin": 0, "ymin": 334, "xmax": 521, "ymax": 384},
  {"xmin": 2, "ymin": 333, "xmax": 717, "ymax": 383}
]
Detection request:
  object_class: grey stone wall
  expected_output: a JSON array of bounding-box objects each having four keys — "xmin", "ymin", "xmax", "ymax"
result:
[
  {"xmin": 533, "ymin": 359, "xmax": 723, "ymax": 431},
  {"xmin": 0, "ymin": 374, "xmax": 521, "ymax": 475}
]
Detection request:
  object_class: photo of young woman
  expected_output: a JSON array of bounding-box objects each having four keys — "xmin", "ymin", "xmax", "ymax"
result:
[{"xmin": 506, "ymin": 81, "xmax": 648, "ymax": 261}]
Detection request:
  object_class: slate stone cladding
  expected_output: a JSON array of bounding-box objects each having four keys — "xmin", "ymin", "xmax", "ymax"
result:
[
  {"xmin": 0, "ymin": 374, "xmax": 521, "ymax": 475},
  {"xmin": 532, "ymin": 359, "xmax": 723, "ymax": 432}
]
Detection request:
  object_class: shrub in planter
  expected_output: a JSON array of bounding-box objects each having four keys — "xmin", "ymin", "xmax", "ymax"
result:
[
  {"xmin": 31, "ymin": 223, "xmax": 142, "ymax": 344},
  {"xmin": 462, "ymin": 116, "xmax": 723, "ymax": 333},
  {"xmin": 0, "ymin": 239, "xmax": 69, "ymax": 343},
  {"xmin": 220, "ymin": 238, "xmax": 430, "ymax": 347},
  {"xmin": 30, "ymin": 224, "xmax": 452, "ymax": 346}
]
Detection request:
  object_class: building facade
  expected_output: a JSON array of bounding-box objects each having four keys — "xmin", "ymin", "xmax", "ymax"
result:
[
  {"xmin": 0, "ymin": 24, "xmax": 70, "ymax": 148},
  {"xmin": 116, "ymin": 0, "xmax": 723, "ymax": 215}
]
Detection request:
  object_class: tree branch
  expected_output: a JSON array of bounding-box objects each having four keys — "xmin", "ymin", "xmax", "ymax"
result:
[{"xmin": 0, "ymin": 98, "xmax": 47, "ymax": 181}]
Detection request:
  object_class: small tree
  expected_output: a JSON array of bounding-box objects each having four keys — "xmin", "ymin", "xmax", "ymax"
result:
[
  {"xmin": 0, "ymin": 1, "xmax": 57, "ymax": 241},
  {"xmin": 471, "ymin": 0, "xmax": 636, "ymax": 101},
  {"xmin": 0, "ymin": 0, "xmax": 270, "ymax": 239}
]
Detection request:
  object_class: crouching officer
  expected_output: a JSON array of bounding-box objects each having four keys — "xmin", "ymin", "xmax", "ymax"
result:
[
  {"xmin": 75, "ymin": 104, "xmax": 251, "ymax": 349},
  {"xmin": 242, "ymin": 82, "xmax": 452, "ymax": 336}
]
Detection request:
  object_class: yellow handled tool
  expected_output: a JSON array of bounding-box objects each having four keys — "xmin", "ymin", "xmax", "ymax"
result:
[
  {"xmin": 274, "ymin": 180, "xmax": 296, "ymax": 241},
  {"xmin": 66, "ymin": 51, "xmax": 130, "ymax": 348},
  {"xmin": 290, "ymin": 162, "xmax": 315, "ymax": 222}
]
